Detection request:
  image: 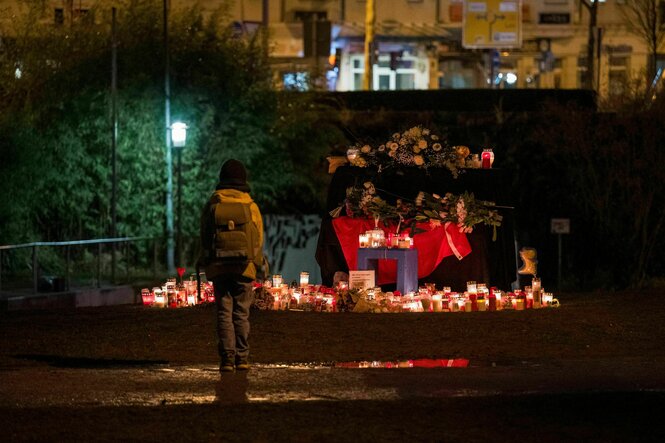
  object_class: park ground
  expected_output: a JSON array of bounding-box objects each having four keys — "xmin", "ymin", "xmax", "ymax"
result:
[{"xmin": 1, "ymin": 289, "xmax": 665, "ymax": 442}]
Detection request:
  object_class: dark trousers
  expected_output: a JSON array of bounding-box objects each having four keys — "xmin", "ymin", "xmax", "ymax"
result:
[{"xmin": 212, "ymin": 275, "xmax": 253, "ymax": 363}]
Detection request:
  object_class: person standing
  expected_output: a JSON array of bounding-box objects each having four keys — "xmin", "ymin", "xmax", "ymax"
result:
[{"xmin": 199, "ymin": 159, "xmax": 264, "ymax": 373}]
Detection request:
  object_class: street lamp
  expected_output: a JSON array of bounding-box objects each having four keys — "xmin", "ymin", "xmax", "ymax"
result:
[
  {"xmin": 171, "ymin": 121, "xmax": 187, "ymax": 266},
  {"xmin": 171, "ymin": 121, "xmax": 187, "ymax": 148}
]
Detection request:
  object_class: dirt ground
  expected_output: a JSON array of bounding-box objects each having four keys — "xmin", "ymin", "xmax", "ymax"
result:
[{"xmin": 2, "ymin": 289, "xmax": 665, "ymax": 441}]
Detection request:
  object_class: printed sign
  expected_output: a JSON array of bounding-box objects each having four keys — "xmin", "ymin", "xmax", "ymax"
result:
[
  {"xmin": 349, "ymin": 270, "xmax": 376, "ymax": 290},
  {"xmin": 463, "ymin": 0, "xmax": 522, "ymax": 48},
  {"xmin": 551, "ymin": 218, "xmax": 571, "ymax": 234},
  {"xmin": 539, "ymin": 13, "xmax": 570, "ymax": 24}
]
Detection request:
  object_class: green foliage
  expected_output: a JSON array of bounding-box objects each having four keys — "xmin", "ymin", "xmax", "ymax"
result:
[{"xmin": 0, "ymin": 0, "xmax": 344, "ymax": 260}]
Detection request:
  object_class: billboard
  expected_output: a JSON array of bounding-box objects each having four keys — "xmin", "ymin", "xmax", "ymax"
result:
[{"xmin": 463, "ymin": 0, "xmax": 522, "ymax": 48}]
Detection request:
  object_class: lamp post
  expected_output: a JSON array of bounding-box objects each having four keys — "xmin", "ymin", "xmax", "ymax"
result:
[
  {"xmin": 164, "ymin": 0, "xmax": 175, "ymax": 275},
  {"xmin": 171, "ymin": 122, "xmax": 187, "ymax": 267}
]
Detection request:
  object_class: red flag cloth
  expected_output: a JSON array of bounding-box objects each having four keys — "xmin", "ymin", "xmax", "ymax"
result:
[{"xmin": 332, "ymin": 217, "xmax": 471, "ymax": 285}]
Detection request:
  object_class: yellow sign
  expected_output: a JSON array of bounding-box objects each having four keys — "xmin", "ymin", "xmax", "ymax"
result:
[{"xmin": 463, "ymin": 0, "xmax": 522, "ymax": 48}]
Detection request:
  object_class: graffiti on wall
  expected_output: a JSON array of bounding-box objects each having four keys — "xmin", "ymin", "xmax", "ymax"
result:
[{"xmin": 263, "ymin": 214, "xmax": 321, "ymax": 275}]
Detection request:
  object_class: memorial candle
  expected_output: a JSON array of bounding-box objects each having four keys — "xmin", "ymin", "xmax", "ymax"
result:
[
  {"xmin": 532, "ymin": 277, "xmax": 542, "ymax": 308},
  {"xmin": 299, "ymin": 272, "xmax": 309, "ymax": 287},
  {"xmin": 141, "ymin": 288, "xmax": 154, "ymax": 306},
  {"xmin": 153, "ymin": 288, "xmax": 164, "ymax": 308},
  {"xmin": 432, "ymin": 294, "xmax": 443, "ymax": 312},
  {"xmin": 481, "ymin": 148, "xmax": 494, "ymax": 169}
]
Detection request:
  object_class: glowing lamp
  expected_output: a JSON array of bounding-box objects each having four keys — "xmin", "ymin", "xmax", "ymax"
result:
[{"xmin": 171, "ymin": 121, "xmax": 188, "ymax": 148}]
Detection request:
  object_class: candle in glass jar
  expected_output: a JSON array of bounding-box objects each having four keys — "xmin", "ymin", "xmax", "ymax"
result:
[
  {"xmin": 141, "ymin": 288, "xmax": 154, "ymax": 306},
  {"xmin": 272, "ymin": 274, "xmax": 283, "ymax": 288},
  {"xmin": 432, "ymin": 294, "xmax": 442, "ymax": 312},
  {"xmin": 358, "ymin": 233, "xmax": 369, "ymax": 248},
  {"xmin": 466, "ymin": 281, "xmax": 477, "ymax": 294},
  {"xmin": 450, "ymin": 297, "xmax": 459, "ymax": 312},
  {"xmin": 494, "ymin": 289, "xmax": 503, "ymax": 311},
  {"xmin": 299, "ymin": 272, "xmax": 309, "ymax": 287},
  {"xmin": 167, "ymin": 289, "xmax": 177, "ymax": 308},
  {"xmin": 481, "ymin": 148, "xmax": 493, "ymax": 169},
  {"xmin": 532, "ymin": 277, "xmax": 542, "ymax": 308},
  {"xmin": 153, "ymin": 288, "xmax": 164, "ymax": 308}
]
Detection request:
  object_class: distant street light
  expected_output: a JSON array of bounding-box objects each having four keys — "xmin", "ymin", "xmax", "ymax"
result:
[
  {"xmin": 171, "ymin": 121, "xmax": 188, "ymax": 266},
  {"xmin": 171, "ymin": 121, "xmax": 187, "ymax": 147}
]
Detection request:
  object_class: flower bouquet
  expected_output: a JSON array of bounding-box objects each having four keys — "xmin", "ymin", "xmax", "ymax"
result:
[{"xmin": 346, "ymin": 126, "xmax": 468, "ymax": 178}]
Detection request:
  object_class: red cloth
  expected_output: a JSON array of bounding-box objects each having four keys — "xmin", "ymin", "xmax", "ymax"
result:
[{"xmin": 331, "ymin": 217, "xmax": 471, "ymax": 285}]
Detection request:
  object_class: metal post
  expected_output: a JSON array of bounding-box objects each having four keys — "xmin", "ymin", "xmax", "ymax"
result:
[
  {"xmin": 177, "ymin": 147, "xmax": 182, "ymax": 266},
  {"xmin": 362, "ymin": 0, "xmax": 375, "ymax": 90},
  {"xmin": 153, "ymin": 239, "xmax": 158, "ymax": 279},
  {"xmin": 111, "ymin": 6, "xmax": 118, "ymax": 284},
  {"xmin": 65, "ymin": 245, "xmax": 71, "ymax": 291},
  {"xmin": 596, "ymin": 27, "xmax": 602, "ymax": 94},
  {"xmin": 125, "ymin": 241, "xmax": 130, "ymax": 282},
  {"xmin": 0, "ymin": 250, "xmax": 3, "ymax": 293},
  {"xmin": 164, "ymin": 0, "xmax": 175, "ymax": 275},
  {"xmin": 32, "ymin": 245, "xmax": 38, "ymax": 294},
  {"xmin": 97, "ymin": 242, "xmax": 102, "ymax": 288},
  {"xmin": 557, "ymin": 234, "xmax": 563, "ymax": 290}
]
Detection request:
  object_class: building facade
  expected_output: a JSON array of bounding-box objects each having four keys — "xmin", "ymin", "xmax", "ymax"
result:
[{"xmin": 2, "ymin": 0, "xmax": 663, "ymax": 98}]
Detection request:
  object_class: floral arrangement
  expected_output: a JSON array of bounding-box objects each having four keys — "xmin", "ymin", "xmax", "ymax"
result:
[
  {"xmin": 335, "ymin": 288, "xmax": 404, "ymax": 313},
  {"xmin": 343, "ymin": 181, "xmax": 503, "ymax": 238},
  {"xmin": 346, "ymin": 126, "xmax": 470, "ymax": 178}
]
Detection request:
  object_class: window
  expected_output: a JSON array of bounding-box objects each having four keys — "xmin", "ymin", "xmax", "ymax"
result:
[
  {"xmin": 609, "ymin": 54, "xmax": 630, "ymax": 96},
  {"xmin": 54, "ymin": 8, "xmax": 64, "ymax": 25},
  {"xmin": 439, "ymin": 59, "xmax": 479, "ymax": 89},
  {"xmin": 283, "ymin": 72, "xmax": 310, "ymax": 91},
  {"xmin": 577, "ymin": 56, "xmax": 589, "ymax": 88},
  {"xmin": 396, "ymin": 73, "xmax": 415, "ymax": 89}
]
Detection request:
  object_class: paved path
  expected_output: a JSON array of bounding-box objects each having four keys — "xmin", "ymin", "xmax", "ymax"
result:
[{"xmin": 3, "ymin": 359, "xmax": 665, "ymax": 409}]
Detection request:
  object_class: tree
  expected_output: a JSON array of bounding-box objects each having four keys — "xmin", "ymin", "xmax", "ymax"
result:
[
  {"xmin": 620, "ymin": 0, "xmax": 665, "ymax": 88},
  {"xmin": 532, "ymin": 99, "xmax": 665, "ymax": 288},
  {"xmin": 0, "ymin": 0, "xmax": 344, "ymax": 264}
]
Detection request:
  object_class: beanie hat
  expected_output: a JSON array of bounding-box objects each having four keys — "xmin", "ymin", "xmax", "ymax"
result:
[{"xmin": 217, "ymin": 159, "xmax": 250, "ymax": 192}]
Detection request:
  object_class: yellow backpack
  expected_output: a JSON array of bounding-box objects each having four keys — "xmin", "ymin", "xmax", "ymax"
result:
[{"xmin": 211, "ymin": 199, "xmax": 262, "ymax": 266}]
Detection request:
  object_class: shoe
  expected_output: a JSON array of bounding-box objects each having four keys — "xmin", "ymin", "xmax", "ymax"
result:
[
  {"xmin": 219, "ymin": 362, "xmax": 235, "ymax": 373},
  {"xmin": 235, "ymin": 359, "xmax": 250, "ymax": 371}
]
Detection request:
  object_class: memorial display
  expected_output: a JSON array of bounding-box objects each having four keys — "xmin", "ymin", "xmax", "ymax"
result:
[{"xmin": 141, "ymin": 126, "xmax": 557, "ymax": 313}]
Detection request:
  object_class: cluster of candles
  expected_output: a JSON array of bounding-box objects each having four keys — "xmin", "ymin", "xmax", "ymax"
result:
[
  {"xmin": 359, "ymin": 231, "xmax": 413, "ymax": 249},
  {"xmin": 407, "ymin": 277, "xmax": 558, "ymax": 313},
  {"xmin": 140, "ymin": 271, "xmax": 558, "ymax": 313},
  {"xmin": 140, "ymin": 275, "xmax": 215, "ymax": 308},
  {"xmin": 263, "ymin": 272, "xmax": 336, "ymax": 312},
  {"xmin": 256, "ymin": 273, "xmax": 557, "ymax": 313}
]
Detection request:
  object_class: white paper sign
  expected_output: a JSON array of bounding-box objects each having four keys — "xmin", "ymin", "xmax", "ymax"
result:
[
  {"xmin": 349, "ymin": 270, "xmax": 376, "ymax": 290},
  {"xmin": 551, "ymin": 218, "xmax": 571, "ymax": 234}
]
